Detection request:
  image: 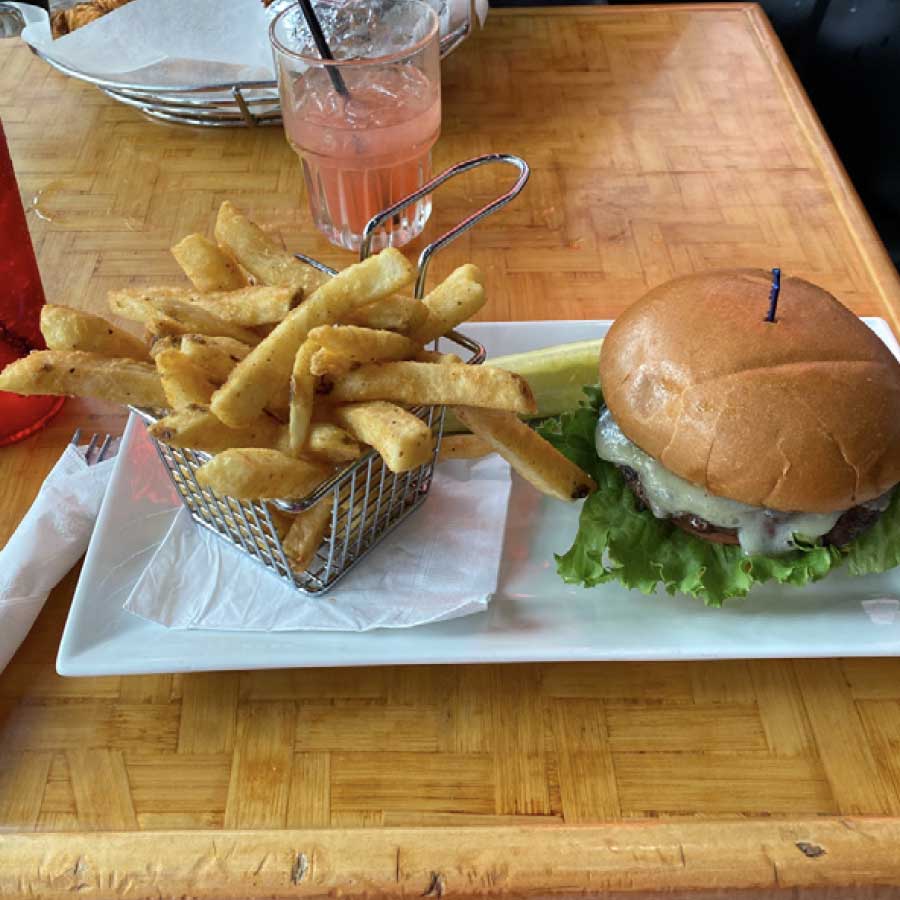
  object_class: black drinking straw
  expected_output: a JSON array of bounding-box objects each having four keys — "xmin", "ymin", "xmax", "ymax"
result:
[
  {"xmin": 298, "ymin": 0, "xmax": 350, "ymax": 98},
  {"xmin": 765, "ymin": 267, "xmax": 781, "ymax": 323}
]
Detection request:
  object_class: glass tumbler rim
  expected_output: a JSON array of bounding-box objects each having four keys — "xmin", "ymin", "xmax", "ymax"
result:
[{"xmin": 269, "ymin": 0, "xmax": 440, "ymax": 69}]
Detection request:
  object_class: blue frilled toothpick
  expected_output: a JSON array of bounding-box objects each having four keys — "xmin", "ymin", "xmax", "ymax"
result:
[{"xmin": 765, "ymin": 267, "xmax": 781, "ymax": 322}]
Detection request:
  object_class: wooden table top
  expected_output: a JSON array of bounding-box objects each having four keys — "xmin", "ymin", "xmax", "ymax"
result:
[{"xmin": 2, "ymin": 4, "xmax": 900, "ymax": 896}]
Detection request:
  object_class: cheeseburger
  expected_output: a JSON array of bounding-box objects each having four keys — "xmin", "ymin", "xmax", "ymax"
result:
[{"xmin": 547, "ymin": 268, "xmax": 900, "ymax": 603}]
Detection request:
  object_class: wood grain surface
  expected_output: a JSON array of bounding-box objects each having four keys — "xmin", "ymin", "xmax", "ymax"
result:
[
  {"xmin": 2, "ymin": 3, "xmax": 900, "ymax": 894},
  {"xmin": 3, "ymin": 819, "xmax": 900, "ymax": 899}
]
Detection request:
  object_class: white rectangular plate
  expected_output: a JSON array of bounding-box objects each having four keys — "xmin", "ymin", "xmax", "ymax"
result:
[{"xmin": 58, "ymin": 319, "xmax": 900, "ymax": 675}]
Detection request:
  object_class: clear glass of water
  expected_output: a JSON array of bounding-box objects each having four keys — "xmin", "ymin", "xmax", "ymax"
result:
[{"xmin": 270, "ymin": 0, "xmax": 441, "ymax": 252}]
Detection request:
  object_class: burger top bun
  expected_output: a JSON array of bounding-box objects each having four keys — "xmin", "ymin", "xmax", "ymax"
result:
[{"xmin": 599, "ymin": 269, "xmax": 900, "ymax": 513}]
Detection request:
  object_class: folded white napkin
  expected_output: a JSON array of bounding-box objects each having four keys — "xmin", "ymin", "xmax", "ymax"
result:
[
  {"xmin": 124, "ymin": 453, "xmax": 511, "ymax": 631},
  {"xmin": 0, "ymin": 444, "xmax": 115, "ymax": 673}
]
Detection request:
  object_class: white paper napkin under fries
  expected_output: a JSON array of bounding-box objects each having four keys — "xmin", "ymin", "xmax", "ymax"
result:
[
  {"xmin": 124, "ymin": 450, "xmax": 511, "ymax": 631},
  {"xmin": 0, "ymin": 443, "xmax": 116, "ymax": 673}
]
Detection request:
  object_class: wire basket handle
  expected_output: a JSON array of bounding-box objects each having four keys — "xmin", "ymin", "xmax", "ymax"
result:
[{"xmin": 360, "ymin": 153, "xmax": 530, "ymax": 298}]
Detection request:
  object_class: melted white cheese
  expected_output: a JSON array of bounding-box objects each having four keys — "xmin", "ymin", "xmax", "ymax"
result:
[{"xmin": 594, "ymin": 409, "xmax": 842, "ymax": 556}]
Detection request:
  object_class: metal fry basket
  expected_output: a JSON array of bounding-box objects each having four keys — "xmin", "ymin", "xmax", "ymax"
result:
[{"xmin": 133, "ymin": 154, "xmax": 530, "ymax": 594}]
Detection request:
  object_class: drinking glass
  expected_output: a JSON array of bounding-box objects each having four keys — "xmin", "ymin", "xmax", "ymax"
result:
[
  {"xmin": 0, "ymin": 118, "xmax": 63, "ymax": 447},
  {"xmin": 270, "ymin": 0, "xmax": 441, "ymax": 252}
]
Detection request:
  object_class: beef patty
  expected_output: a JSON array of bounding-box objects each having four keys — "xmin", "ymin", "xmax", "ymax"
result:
[{"xmin": 618, "ymin": 466, "xmax": 886, "ymax": 549}]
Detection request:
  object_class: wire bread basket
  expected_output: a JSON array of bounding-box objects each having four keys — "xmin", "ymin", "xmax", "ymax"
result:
[
  {"xmin": 17, "ymin": 3, "xmax": 472, "ymax": 128},
  {"xmin": 132, "ymin": 153, "xmax": 529, "ymax": 594}
]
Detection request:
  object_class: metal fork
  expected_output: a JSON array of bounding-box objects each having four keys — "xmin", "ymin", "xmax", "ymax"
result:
[{"xmin": 70, "ymin": 430, "xmax": 118, "ymax": 466}]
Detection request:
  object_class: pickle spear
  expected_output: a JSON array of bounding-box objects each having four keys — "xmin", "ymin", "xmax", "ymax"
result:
[{"xmin": 444, "ymin": 338, "xmax": 602, "ymax": 432}]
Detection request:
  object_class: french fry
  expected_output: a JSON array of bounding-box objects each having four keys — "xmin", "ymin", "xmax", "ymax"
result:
[
  {"xmin": 149, "ymin": 336, "xmax": 180, "ymax": 359},
  {"xmin": 289, "ymin": 339, "xmax": 318, "ymax": 454},
  {"xmin": 308, "ymin": 323, "xmax": 418, "ymax": 378},
  {"xmin": 108, "ymin": 289, "xmax": 261, "ymax": 345},
  {"xmin": 171, "ymin": 233, "xmax": 247, "ymax": 292},
  {"xmin": 267, "ymin": 506, "xmax": 295, "ymax": 541},
  {"xmin": 306, "ymin": 423, "xmax": 361, "ymax": 462},
  {"xmin": 282, "ymin": 499, "xmax": 333, "ymax": 572},
  {"xmin": 329, "ymin": 361, "xmax": 538, "ymax": 415},
  {"xmin": 268, "ymin": 388, "xmax": 291, "ymax": 423},
  {"xmin": 438, "ymin": 434, "xmax": 493, "ymax": 461},
  {"xmin": 40, "ymin": 305, "xmax": 151, "ymax": 361},
  {"xmin": 214, "ymin": 201, "xmax": 326, "ymax": 299},
  {"xmin": 332, "ymin": 402, "xmax": 434, "ymax": 473},
  {"xmin": 147, "ymin": 311, "xmax": 255, "ymax": 344},
  {"xmin": 410, "ymin": 264, "xmax": 485, "ymax": 344},
  {"xmin": 211, "ymin": 248, "xmax": 414, "ymax": 427},
  {"xmin": 148, "ymin": 405, "xmax": 285, "ymax": 453},
  {"xmin": 178, "ymin": 334, "xmax": 252, "ymax": 384},
  {"xmin": 169, "ymin": 285, "xmax": 295, "ymax": 327},
  {"xmin": 454, "ymin": 406, "xmax": 596, "ymax": 501},
  {"xmin": 347, "ymin": 294, "xmax": 428, "ymax": 334},
  {"xmin": 414, "ymin": 349, "xmax": 462, "ymax": 364},
  {"xmin": 195, "ymin": 448, "xmax": 332, "ymax": 499},
  {"xmin": 107, "ymin": 290, "xmax": 158, "ymax": 326},
  {"xmin": 154, "ymin": 349, "xmax": 217, "ymax": 409},
  {"xmin": 308, "ymin": 324, "xmax": 416, "ymax": 363},
  {"xmin": 309, "ymin": 347, "xmax": 354, "ymax": 377},
  {"xmin": 0, "ymin": 350, "xmax": 166, "ymax": 408}
]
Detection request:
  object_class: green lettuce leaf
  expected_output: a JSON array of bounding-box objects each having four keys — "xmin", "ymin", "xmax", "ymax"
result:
[
  {"xmin": 537, "ymin": 388, "xmax": 896, "ymax": 606},
  {"xmin": 844, "ymin": 490, "xmax": 900, "ymax": 575}
]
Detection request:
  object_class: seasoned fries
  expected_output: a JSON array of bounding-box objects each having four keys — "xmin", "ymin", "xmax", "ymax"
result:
[
  {"xmin": 289, "ymin": 339, "xmax": 318, "ymax": 454},
  {"xmin": 415, "ymin": 349, "xmax": 461, "ymax": 364},
  {"xmin": 41, "ymin": 305, "xmax": 150, "ymax": 361},
  {"xmin": 411, "ymin": 264, "xmax": 486, "ymax": 344},
  {"xmin": 172, "ymin": 285, "xmax": 296, "ymax": 327},
  {"xmin": 171, "ymin": 233, "xmax": 247, "ymax": 292},
  {"xmin": 309, "ymin": 347, "xmax": 354, "ymax": 378},
  {"xmin": 438, "ymin": 434, "xmax": 493, "ymax": 461},
  {"xmin": 210, "ymin": 247, "xmax": 414, "ymax": 427},
  {"xmin": 196, "ymin": 448, "xmax": 332, "ymax": 499},
  {"xmin": 308, "ymin": 324, "xmax": 416, "ymax": 377},
  {"xmin": 0, "ymin": 350, "xmax": 166, "ymax": 408},
  {"xmin": 214, "ymin": 201, "xmax": 326, "ymax": 300},
  {"xmin": 148, "ymin": 406, "xmax": 284, "ymax": 453},
  {"xmin": 0, "ymin": 199, "xmax": 585, "ymax": 585},
  {"xmin": 155, "ymin": 349, "xmax": 217, "ymax": 409},
  {"xmin": 282, "ymin": 500, "xmax": 333, "ymax": 571},
  {"xmin": 454, "ymin": 407, "xmax": 596, "ymax": 501},
  {"xmin": 308, "ymin": 325, "xmax": 416, "ymax": 364},
  {"xmin": 332, "ymin": 402, "xmax": 434, "ymax": 474},
  {"xmin": 348, "ymin": 294, "xmax": 428, "ymax": 334},
  {"xmin": 149, "ymin": 336, "xmax": 180, "ymax": 359},
  {"xmin": 108, "ymin": 289, "xmax": 261, "ymax": 346},
  {"xmin": 177, "ymin": 334, "xmax": 252, "ymax": 384},
  {"xmin": 329, "ymin": 361, "xmax": 537, "ymax": 415},
  {"xmin": 306, "ymin": 423, "xmax": 361, "ymax": 462}
]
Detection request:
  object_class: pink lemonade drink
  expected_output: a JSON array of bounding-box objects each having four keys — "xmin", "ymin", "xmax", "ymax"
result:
[
  {"xmin": 271, "ymin": 0, "xmax": 441, "ymax": 251},
  {"xmin": 285, "ymin": 65, "xmax": 440, "ymax": 249}
]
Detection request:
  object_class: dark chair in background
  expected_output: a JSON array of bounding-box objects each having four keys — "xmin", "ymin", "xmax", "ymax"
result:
[{"xmin": 491, "ymin": 0, "xmax": 900, "ymax": 272}]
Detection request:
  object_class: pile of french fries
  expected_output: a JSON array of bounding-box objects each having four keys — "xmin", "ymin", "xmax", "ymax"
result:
[{"xmin": 0, "ymin": 202, "xmax": 595, "ymax": 575}]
